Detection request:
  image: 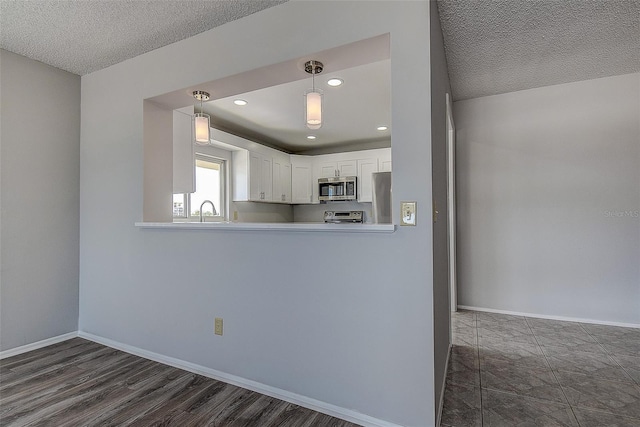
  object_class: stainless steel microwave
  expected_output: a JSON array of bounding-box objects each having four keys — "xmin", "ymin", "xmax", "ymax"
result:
[{"xmin": 318, "ymin": 176, "xmax": 357, "ymax": 202}]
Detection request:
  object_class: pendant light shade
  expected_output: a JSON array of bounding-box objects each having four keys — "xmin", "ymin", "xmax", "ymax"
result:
[
  {"xmin": 305, "ymin": 90, "xmax": 322, "ymax": 130},
  {"xmin": 304, "ymin": 60, "xmax": 323, "ymax": 130},
  {"xmin": 194, "ymin": 114, "xmax": 210, "ymax": 144},
  {"xmin": 193, "ymin": 91, "xmax": 210, "ymax": 145}
]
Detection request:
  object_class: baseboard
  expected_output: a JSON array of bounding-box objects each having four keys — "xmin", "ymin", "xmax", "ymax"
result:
[
  {"xmin": 436, "ymin": 344, "xmax": 452, "ymax": 427},
  {"xmin": 0, "ymin": 331, "xmax": 78, "ymax": 360},
  {"xmin": 457, "ymin": 305, "xmax": 640, "ymax": 329},
  {"xmin": 77, "ymin": 331, "xmax": 403, "ymax": 427}
]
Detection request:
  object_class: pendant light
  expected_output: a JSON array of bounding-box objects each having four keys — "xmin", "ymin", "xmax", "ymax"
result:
[
  {"xmin": 304, "ymin": 60, "xmax": 323, "ymax": 130},
  {"xmin": 193, "ymin": 90, "xmax": 210, "ymax": 145}
]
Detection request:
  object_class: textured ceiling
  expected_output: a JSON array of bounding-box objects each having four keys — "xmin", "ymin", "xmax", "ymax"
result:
[
  {"xmin": 0, "ymin": 0, "xmax": 287, "ymax": 76},
  {"xmin": 437, "ymin": 0, "xmax": 640, "ymax": 101}
]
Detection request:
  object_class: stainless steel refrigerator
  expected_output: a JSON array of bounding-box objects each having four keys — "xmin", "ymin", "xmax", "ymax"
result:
[{"xmin": 371, "ymin": 171, "xmax": 392, "ymax": 224}]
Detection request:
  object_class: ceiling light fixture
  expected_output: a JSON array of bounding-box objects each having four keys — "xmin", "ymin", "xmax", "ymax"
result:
[
  {"xmin": 304, "ymin": 60, "xmax": 323, "ymax": 130},
  {"xmin": 327, "ymin": 78, "xmax": 343, "ymax": 87},
  {"xmin": 193, "ymin": 90, "xmax": 210, "ymax": 145},
  {"xmin": 377, "ymin": 126, "xmax": 389, "ymax": 131},
  {"xmin": 307, "ymin": 135, "xmax": 317, "ymax": 140},
  {"xmin": 234, "ymin": 99, "xmax": 248, "ymax": 106}
]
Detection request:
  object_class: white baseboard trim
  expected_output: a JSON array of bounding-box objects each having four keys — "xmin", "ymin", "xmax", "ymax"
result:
[
  {"xmin": 457, "ymin": 305, "xmax": 640, "ymax": 329},
  {"xmin": 436, "ymin": 344, "xmax": 452, "ymax": 427},
  {"xmin": 78, "ymin": 331, "xmax": 403, "ymax": 427},
  {"xmin": 0, "ymin": 331, "xmax": 78, "ymax": 360}
]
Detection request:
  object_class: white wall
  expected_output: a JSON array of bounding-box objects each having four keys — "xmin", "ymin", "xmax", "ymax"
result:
[
  {"xmin": 79, "ymin": 2, "xmax": 436, "ymax": 427},
  {"xmin": 0, "ymin": 50, "xmax": 80, "ymax": 351},
  {"xmin": 455, "ymin": 73, "xmax": 640, "ymax": 325}
]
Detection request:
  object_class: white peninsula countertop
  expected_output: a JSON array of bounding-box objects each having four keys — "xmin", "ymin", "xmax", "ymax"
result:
[{"xmin": 135, "ymin": 221, "xmax": 395, "ymax": 233}]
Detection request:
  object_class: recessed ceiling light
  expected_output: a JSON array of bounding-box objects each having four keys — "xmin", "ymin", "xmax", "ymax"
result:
[
  {"xmin": 377, "ymin": 126, "xmax": 389, "ymax": 131},
  {"xmin": 233, "ymin": 99, "xmax": 248, "ymax": 106},
  {"xmin": 327, "ymin": 78, "xmax": 343, "ymax": 87},
  {"xmin": 307, "ymin": 135, "xmax": 317, "ymax": 140}
]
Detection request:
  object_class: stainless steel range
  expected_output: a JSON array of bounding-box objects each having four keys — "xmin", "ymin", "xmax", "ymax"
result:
[{"xmin": 323, "ymin": 210, "xmax": 364, "ymax": 224}]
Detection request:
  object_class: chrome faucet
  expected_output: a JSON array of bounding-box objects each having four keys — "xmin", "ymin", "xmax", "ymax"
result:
[{"xmin": 199, "ymin": 200, "xmax": 218, "ymax": 222}]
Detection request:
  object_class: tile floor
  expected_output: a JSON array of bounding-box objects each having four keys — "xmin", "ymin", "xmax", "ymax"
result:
[{"xmin": 440, "ymin": 310, "xmax": 640, "ymax": 426}]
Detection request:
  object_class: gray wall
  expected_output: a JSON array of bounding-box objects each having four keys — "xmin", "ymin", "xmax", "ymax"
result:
[
  {"xmin": 430, "ymin": 0, "xmax": 452, "ymax": 416},
  {"xmin": 455, "ymin": 73, "xmax": 640, "ymax": 325},
  {"xmin": 0, "ymin": 49, "xmax": 80, "ymax": 351},
  {"xmin": 79, "ymin": 2, "xmax": 436, "ymax": 426}
]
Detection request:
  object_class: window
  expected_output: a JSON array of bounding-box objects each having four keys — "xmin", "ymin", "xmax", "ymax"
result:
[{"xmin": 174, "ymin": 154, "xmax": 226, "ymax": 221}]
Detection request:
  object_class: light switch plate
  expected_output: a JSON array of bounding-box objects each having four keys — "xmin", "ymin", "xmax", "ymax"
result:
[{"xmin": 401, "ymin": 202, "xmax": 417, "ymax": 226}]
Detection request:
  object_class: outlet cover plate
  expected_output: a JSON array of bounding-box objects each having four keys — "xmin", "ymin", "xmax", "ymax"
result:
[
  {"xmin": 214, "ymin": 318, "xmax": 223, "ymax": 336},
  {"xmin": 401, "ymin": 202, "xmax": 417, "ymax": 226}
]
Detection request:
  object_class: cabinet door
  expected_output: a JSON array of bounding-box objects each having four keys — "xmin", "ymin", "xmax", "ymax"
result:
[
  {"xmin": 337, "ymin": 160, "xmax": 357, "ymax": 177},
  {"xmin": 282, "ymin": 162, "xmax": 291, "ymax": 203},
  {"xmin": 261, "ymin": 156, "xmax": 273, "ymax": 201},
  {"xmin": 273, "ymin": 159, "xmax": 282, "ymax": 202},
  {"xmin": 357, "ymin": 158, "xmax": 379, "ymax": 202},
  {"xmin": 249, "ymin": 152, "xmax": 263, "ymax": 201},
  {"xmin": 292, "ymin": 161, "xmax": 313, "ymax": 204},
  {"xmin": 319, "ymin": 161, "xmax": 338, "ymax": 178},
  {"xmin": 379, "ymin": 148, "xmax": 392, "ymax": 172}
]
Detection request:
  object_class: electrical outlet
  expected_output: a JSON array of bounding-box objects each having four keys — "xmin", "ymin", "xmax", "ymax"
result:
[
  {"xmin": 401, "ymin": 202, "xmax": 417, "ymax": 226},
  {"xmin": 214, "ymin": 318, "xmax": 223, "ymax": 336}
]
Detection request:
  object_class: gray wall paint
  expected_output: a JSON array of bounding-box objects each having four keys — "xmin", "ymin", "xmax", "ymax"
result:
[
  {"xmin": 0, "ymin": 49, "xmax": 80, "ymax": 351},
  {"xmin": 430, "ymin": 0, "xmax": 452, "ymax": 416},
  {"xmin": 455, "ymin": 73, "xmax": 640, "ymax": 325},
  {"xmin": 79, "ymin": 2, "xmax": 436, "ymax": 426}
]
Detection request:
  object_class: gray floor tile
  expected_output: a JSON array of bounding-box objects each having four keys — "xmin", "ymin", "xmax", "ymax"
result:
[
  {"xmin": 476, "ymin": 312, "xmax": 525, "ymax": 323},
  {"xmin": 581, "ymin": 324, "xmax": 640, "ymax": 341},
  {"xmin": 442, "ymin": 312, "xmax": 640, "ymax": 427},
  {"xmin": 477, "ymin": 318, "xmax": 530, "ymax": 330},
  {"xmin": 613, "ymin": 354, "xmax": 640, "ymax": 385},
  {"xmin": 453, "ymin": 332, "xmax": 478, "ymax": 347},
  {"xmin": 600, "ymin": 338, "xmax": 640, "ymax": 357},
  {"xmin": 531, "ymin": 327, "xmax": 595, "ymax": 341},
  {"xmin": 480, "ymin": 339, "xmax": 549, "ymax": 372},
  {"xmin": 543, "ymin": 347, "xmax": 635, "ymax": 383},
  {"xmin": 480, "ymin": 359, "xmax": 566, "ymax": 403},
  {"xmin": 482, "ymin": 389, "xmax": 578, "ymax": 426},
  {"xmin": 537, "ymin": 333, "xmax": 607, "ymax": 354},
  {"xmin": 447, "ymin": 345, "xmax": 480, "ymax": 387},
  {"xmin": 478, "ymin": 328, "xmax": 538, "ymax": 345},
  {"xmin": 555, "ymin": 371, "xmax": 640, "ymax": 419},
  {"xmin": 525, "ymin": 318, "xmax": 586, "ymax": 333},
  {"xmin": 453, "ymin": 312, "xmax": 477, "ymax": 327},
  {"xmin": 573, "ymin": 407, "xmax": 640, "ymax": 427},
  {"xmin": 440, "ymin": 382, "xmax": 482, "ymax": 427}
]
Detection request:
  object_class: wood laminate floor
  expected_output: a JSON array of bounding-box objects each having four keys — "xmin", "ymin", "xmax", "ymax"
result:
[{"xmin": 0, "ymin": 338, "xmax": 362, "ymax": 427}]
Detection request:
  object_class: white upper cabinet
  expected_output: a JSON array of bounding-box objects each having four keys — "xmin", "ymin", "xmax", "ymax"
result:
[
  {"xmin": 291, "ymin": 155, "xmax": 313, "ymax": 204},
  {"xmin": 357, "ymin": 157, "xmax": 379, "ymax": 202},
  {"xmin": 233, "ymin": 150, "xmax": 273, "ymax": 202},
  {"xmin": 273, "ymin": 158, "xmax": 292, "ymax": 203},
  {"xmin": 172, "ymin": 107, "xmax": 195, "ymax": 194},
  {"xmin": 308, "ymin": 148, "xmax": 391, "ymax": 203},
  {"xmin": 379, "ymin": 149, "xmax": 392, "ymax": 172},
  {"xmin": 317, "ymin": 159, "xmax": 357, "ymax": 178}
]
